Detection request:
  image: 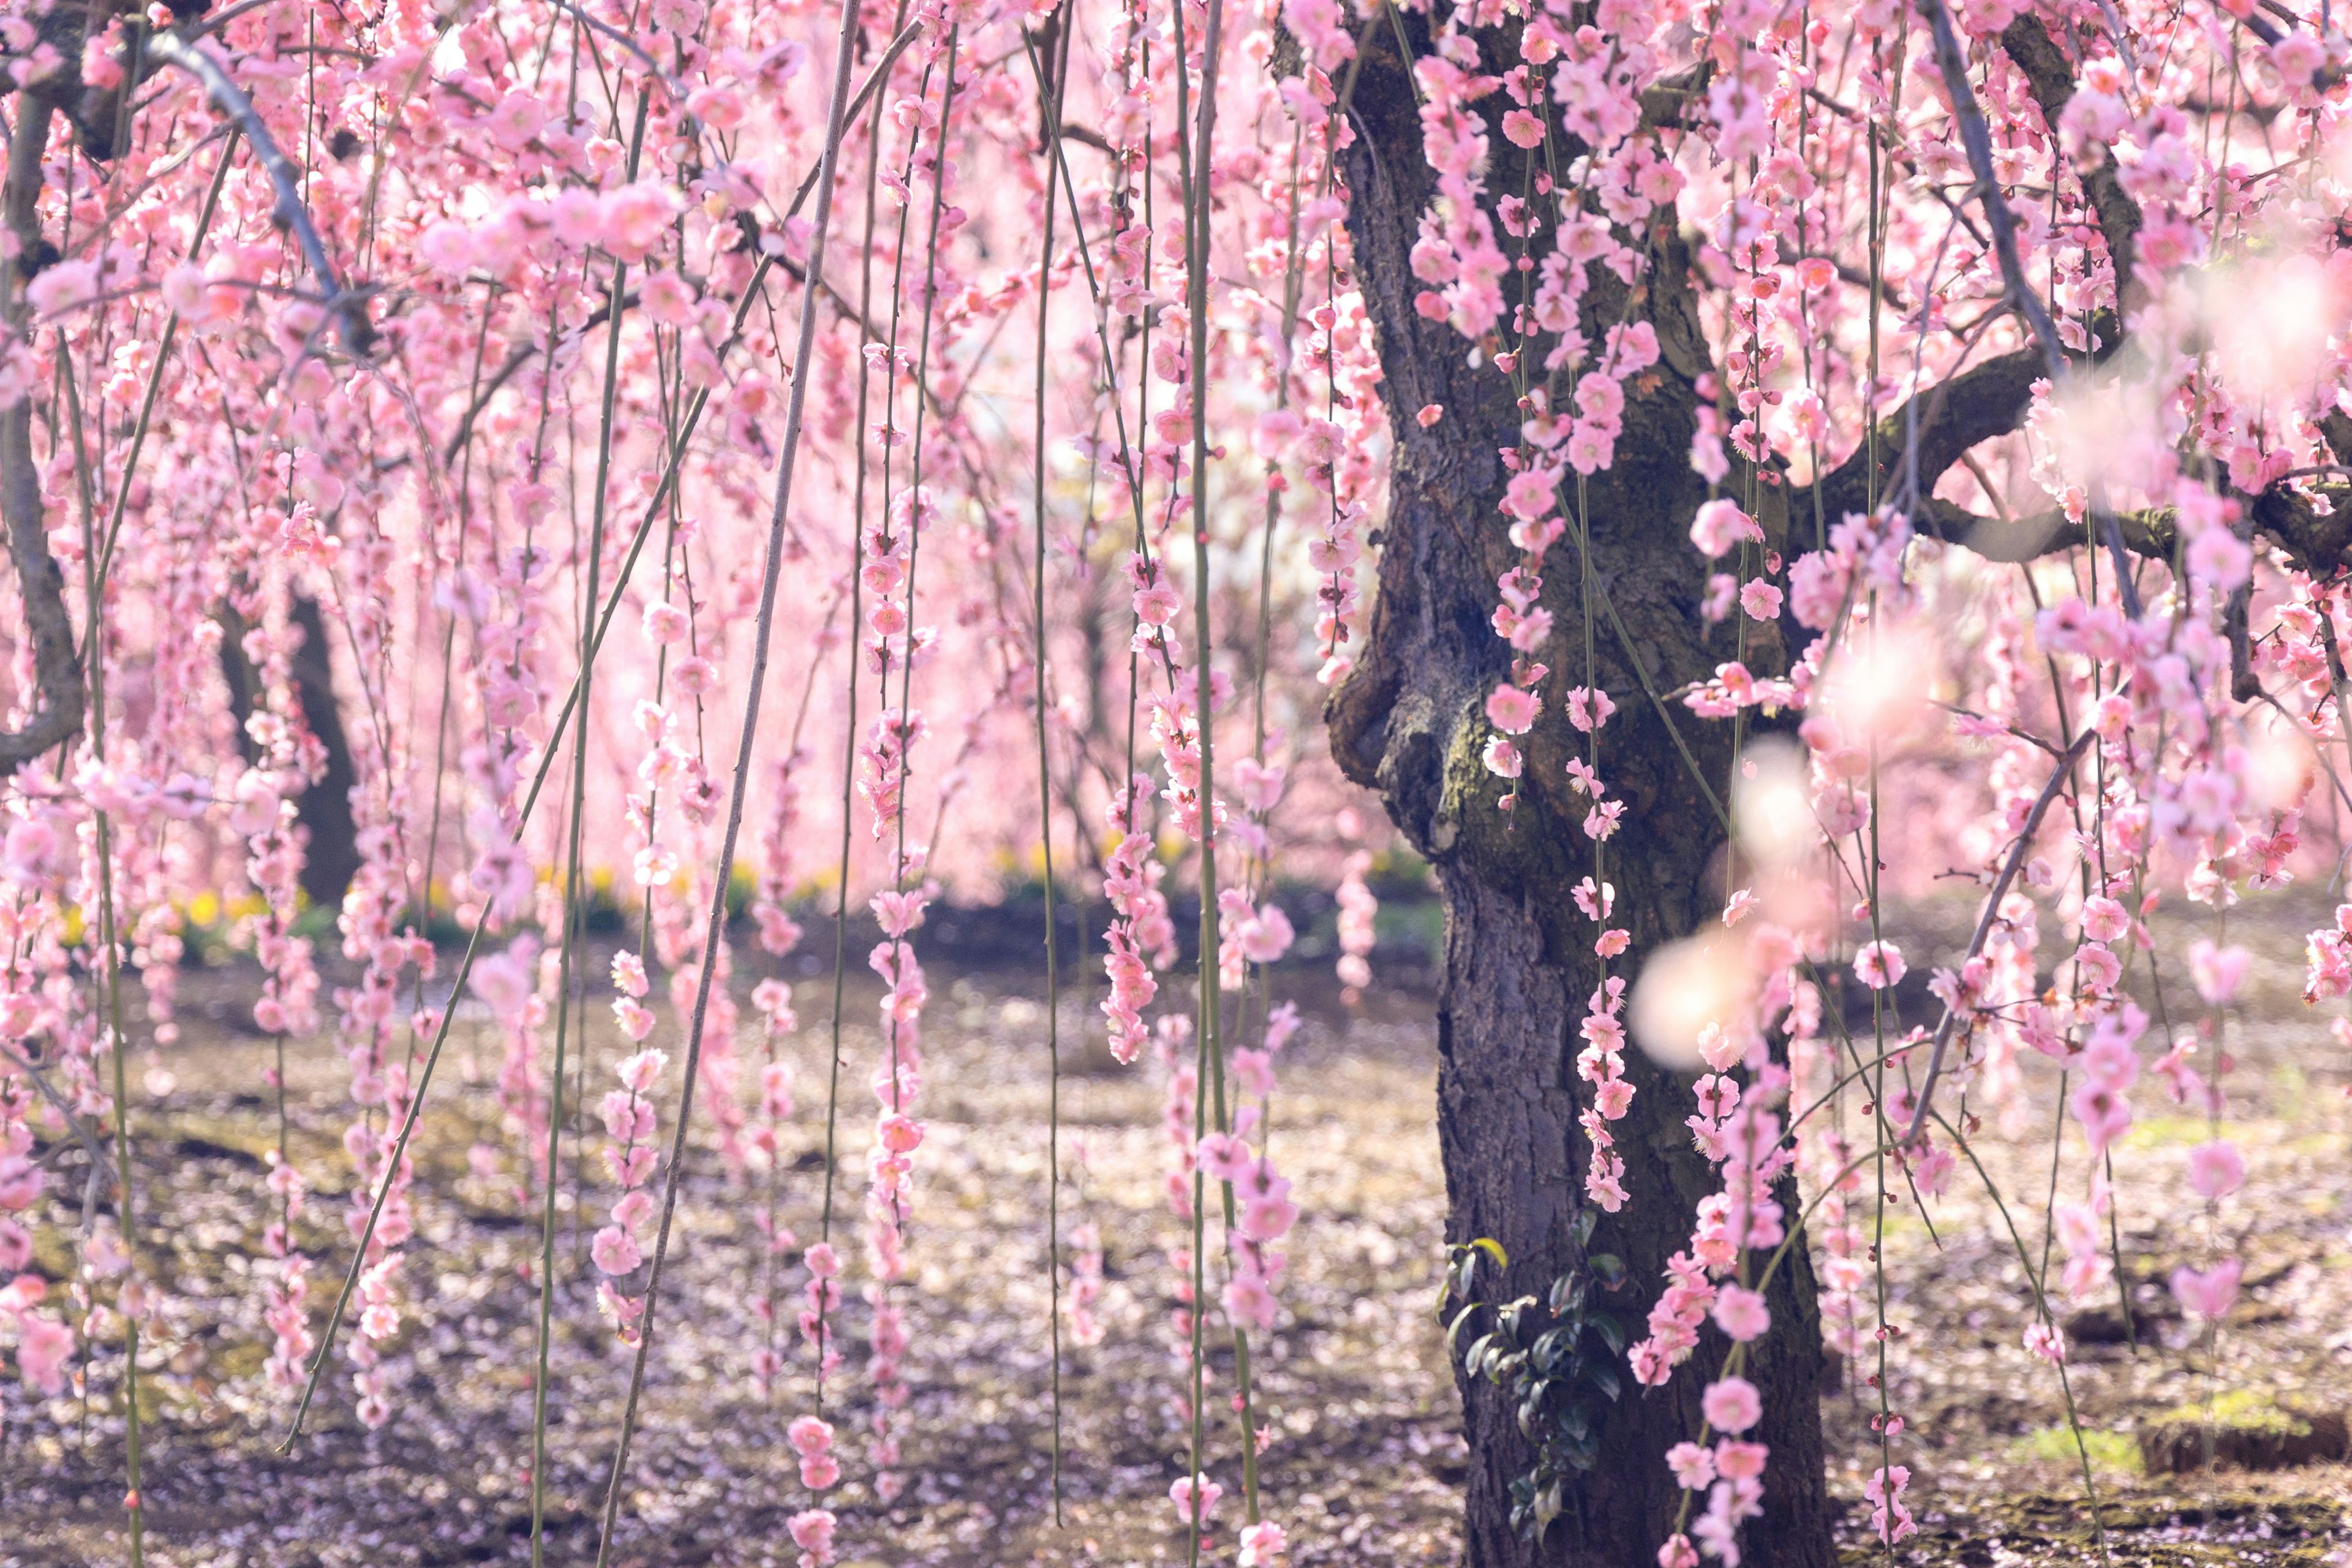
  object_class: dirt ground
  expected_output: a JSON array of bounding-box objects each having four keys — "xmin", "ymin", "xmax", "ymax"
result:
[{"xmin": 2, "ymin": 889, "xmax": 2349, "ymax": 1567}]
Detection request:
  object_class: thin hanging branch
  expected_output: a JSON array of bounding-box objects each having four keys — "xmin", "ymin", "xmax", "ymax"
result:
[
  {"xmin": 1901, "ymin": 729, "xmax": 2095, "ymax": 1145},
  {"xmin": 590, "ymin": 0, "xmax": 874, "ymax": 1551}
]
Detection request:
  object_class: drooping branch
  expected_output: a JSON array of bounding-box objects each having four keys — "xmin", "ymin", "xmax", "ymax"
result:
[
  {"xmin": 1902, "ymin": 728, "xmax": 2096, "ymax": 1145},
  {"xmin": 1, "ymin": 94, "xmax": 87, "ymax": 777},
  {"xmin": 142, "ymin": 31, "xmax": 374, "ymax": 354},
  {"xmin": 1920, "ymin": 0, "xmax": 2066, "ymax": 382}
]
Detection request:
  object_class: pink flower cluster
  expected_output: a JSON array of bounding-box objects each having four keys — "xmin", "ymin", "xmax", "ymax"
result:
[{"xmin": 593, "ymin": 1045, "xmax": 668, "ymax": 1345}]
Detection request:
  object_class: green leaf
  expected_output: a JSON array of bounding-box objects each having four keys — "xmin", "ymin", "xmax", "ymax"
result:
[
  {"xmin": 1534, "ymin": 1478, "xmax": 1564, "ymax": 1535},
  {"xmin": 1586, "ymin": 1311, "xmax": 1627, "ymax": 1355},
  {"xmin": 1446, "ymin": 1302, "xmax": 1483, "ymax": 1357},
  {"xmin": 1471, "ymin": 1236, "xmax": 1510, "ymax": 1271},
  {"xmin": 1587, "ymin": 1252, "xmax": 1626, "ymax": 1284}
]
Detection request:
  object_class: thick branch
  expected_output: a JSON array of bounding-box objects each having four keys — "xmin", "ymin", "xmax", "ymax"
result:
[
  {"xmin": 1912, "ymin": 496, "xmax": 2172, "ymax": 562},
  {"xmin": 1, "ymin": 94, "xmax": 86, "ymax": 777},
  {"xmin": 1802, "ymin": 10, "xmax": 2158, "ymax": 579},
  {"xmin": 1916, "ymin": 480, "xmax": 2352, "ymax": 578},
  {"xmin": 1921, "ymin": 0, "xmax": 2149, "ymax": 612},
  {"xmin": 1999, "ymin": 15, "xmax": 2142, "ymax": 298},
  {"xmin": 1806, "ymin": 347, "xmax": 2046, "ymax": 526}
]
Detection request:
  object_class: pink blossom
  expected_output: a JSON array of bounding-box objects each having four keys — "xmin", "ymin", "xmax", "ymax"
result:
[
  {"xmin": 1223, "ymin": 1272, "xmax": 1278, "ymax": 1330},
  {"xmin": 14, "ymin": 1314, "xmax": 73, "ymax": 1393},
  {"xmin": 1738, "ymin": 580, "xmax": 1782, "ymax": 622},
  {"xmin": 2080, "ymin": 896, "xmax": 2129, "ymax": 943},
  {"xmin": 469, "ymin": 944, "xmax": 536, "ymax": 1022},
  {"xmin": 599, "ymin": 181, "xmax": 683, "ymax": 262},
  {"xmin": 1666, "ymin": 1440, "xmax": 1716, "ymax": 1489},
  {"xmin": 2272, "ymin": 31, "xmax": 2328, "ymax": 83},
  {"xmin": 1485, "ymin": 684, "xmax": 1540, "ymax": 734},
  {"xmin": 25, "ymin": 259, "xmax": 97, "ymax": 317},
  {"xmin": 2070, "ymin": 1081, "xmax": 2133, "ymax": 1153},
  {"xmin": 617, "ymin": 1049, "xmax": 668, "ymax": 1095},
  {"xmin": 1853, "ymin": 941, "xmax": 1905, "ymax": 990},
  {"xmin": 1690, "ymin": 500, "xmax": 1758, "ymax": 559},
  {"xmin": 1701, "ymin": 1375, "xmax": 1762, "ymax": 1433},
  {"xmin": 612, "ymin": 952, "xmax": 649, "ymax": 998},
  {"xmin": 592, "ymin": 1226, "xmax": 644, "ymax": 1276},
  {"xmin": 418, "ymin": 221, "xmax": 476, "ymax": 277},
  {"xmin": 1714, "ymin": 1440, "xmax": 1768, "ymax": 1481},
  {"xmin": 786, "ymin": 1509, "xmax": 837, "ymax": 1558},
  {"xmin": 1170, "ymin": 1473, "xmax": 1224, "ymax": 1524},
  {"xmin": 1238, "ymin": 1520, "xmax": 1287, "ymax": 1567},
  {"xmin": 2169, "ymin": 1258, "xmax": 2242, "ymax": 1322},
  {"xmin": 2188, "ymin": 940, "xmax": 2249, "ymax": 1007},
  {"xmin": 2187, "ymin": 1140, "xmax": 2245, "ymax": 1199},
  {"xmin": 1709, "ymin": 1285, "xmax": 1770, "ymax": 1342},
  {"xmin": 1501, "ymin": 109, "xmax": 1546, "ymax": 148},
  {"xmin": 1502, "ymin": 466, "xmax": 1560, "ymax": 522}
]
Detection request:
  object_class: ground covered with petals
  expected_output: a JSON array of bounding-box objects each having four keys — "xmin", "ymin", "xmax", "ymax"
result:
[{"xmin": 2, "ymin": 892, "xmax": 2350, "ymax": 1567}]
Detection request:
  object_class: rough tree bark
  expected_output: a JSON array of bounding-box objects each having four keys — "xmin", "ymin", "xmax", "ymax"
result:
[
  {"xmin": 1327, "ymin": 16, "xmax": 1834, "ymax": 1567},
  {"xmin": 1, "ymin": 94, "xmax": 86, "ymax": 777},
  {"xmin": 219, "ymin": 596, "xmax": 363, "ymax": 912}
]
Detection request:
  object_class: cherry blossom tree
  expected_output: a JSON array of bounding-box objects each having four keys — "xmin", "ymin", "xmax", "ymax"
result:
[{"xmin": 0, "ymin": 0, "xmax": 2344, "ymax": 1562}]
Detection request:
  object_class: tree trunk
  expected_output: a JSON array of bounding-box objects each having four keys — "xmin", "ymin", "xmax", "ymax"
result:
[
  {"xmin": 1328, "ymin": 17, "xmax": 1834, "ymax": 1567},
  {"xmin": 219, "ymin": 594, "xmax": 362, "ymax": 913}
]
